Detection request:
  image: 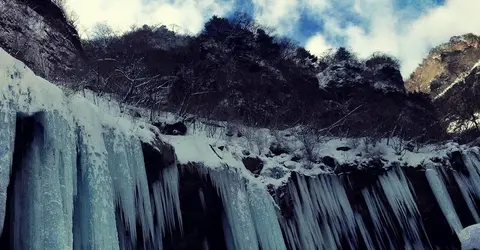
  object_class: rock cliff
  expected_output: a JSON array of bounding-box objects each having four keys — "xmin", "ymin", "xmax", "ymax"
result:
[{"xmin": 0, "ymin": 0, "xmax": 83, "ymax": 81}]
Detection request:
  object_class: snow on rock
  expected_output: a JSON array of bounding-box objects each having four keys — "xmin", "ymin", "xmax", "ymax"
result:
[
  {"xmin": 435, "ymin": 59, "xmax": 480, "ymax": 100},
  {"xmin": 460, "ymin": 224, "xmax": 480, "ymax": 249},
  {"xmin": 156, "ymin": 110, "xmax": 464, "ymax": 189}
]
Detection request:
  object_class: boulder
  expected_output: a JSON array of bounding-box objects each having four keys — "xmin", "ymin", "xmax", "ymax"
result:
[
  {"xmin": 153, "ymin": 121, "xmax": 188, "ymax": 136},
  {"xmin": 242, "ymin": 157, "xmax": 264, "ymax": 177}
]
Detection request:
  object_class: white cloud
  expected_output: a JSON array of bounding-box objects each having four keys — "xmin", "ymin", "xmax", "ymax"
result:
[
  {"xmin": 66, "ymin": 0, "xmax": 234, "ymax": 37},
  {"xmin": 305, "ymin": 0, "xmax": 329, "ymax": 13},
  {"xmin": 305, "ymin": 34, "xmax": 332, "ymax": 56},
  {"xmin": 251, "ymin": 0, "xmax": 301, "ymax": 35},
  {"xmin": 304, "ymin": 0, "xmax": 480, "ymax": 77}
]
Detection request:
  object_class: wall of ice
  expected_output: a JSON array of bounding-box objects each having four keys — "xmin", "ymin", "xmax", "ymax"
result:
[
  {"xmin": 0, "ymin": 48, "xmax": 182, "ymax": 250},
  {"xmin": 2, "ymin": 47, "xmax": 480, "ymax": 250}
]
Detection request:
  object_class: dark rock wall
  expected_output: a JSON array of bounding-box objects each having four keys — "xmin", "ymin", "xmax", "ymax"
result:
[{"xmin": 0, "ymin": 0, "xmax": 83, "ymax": 81}]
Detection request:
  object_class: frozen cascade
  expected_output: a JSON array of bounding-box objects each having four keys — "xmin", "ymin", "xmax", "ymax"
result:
[
  {"xmin": 425, "ymin": 168, "xmax": 463, "ymax": 233},
  {"xmin": 377, "ymin": 168, "xmax": 428, "ymax": 249},
  {"xmin": 73, "ymin": 100, "xmax": 120, "ymax": 250},
  {"xmin": 12, "ymin": 112, "xmax": 76, "ymax": 250},
  {"xmin": 125, "ymin": 137, "xmax": 156, "ymax": 246},
  {"xmin": 151, "ymin": 165, "xmax": 183, "ymax": 249},
  {"xmin": 0, "ymin": 108, "xmax": 15, "ymax": 235},
  {"xmin": 6, "ymin": 45, "xmax": 480, "ymax": 249},
  {"xmin": 358, "ymin": 167, "xmax": 428, "ymax": 249},
  {"xmin": 0, "ymin": 47, "xmax": 186, "ymax": 250},
  {"xmin": 195, "ymin": 165, "xmax": 287, "ymax": 250},
  {"xmin": 103, "ymin": 129, "xmax": 155, "ymax": 249},
  {"xmin": 207, "ymin": 168, "xmax": 259, "ymax": 250},
  {"xmin": 361, "ymin": 188, "xmax": 397, "ymax": 249},
  {"xmin": 453, "ymin": 150, "xmax": 480, "ymax": 223},
  {"xmin": 247, "ymin": 183, "xmax": 287, "ymax": 250},
  {"xmin": 284, "ymin": 174, "xmax": 358, "ymax": 250}
]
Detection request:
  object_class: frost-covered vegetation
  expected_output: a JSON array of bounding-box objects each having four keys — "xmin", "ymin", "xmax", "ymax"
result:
[{"xmin": 60, "ymin": 13, "xmax": 443, "ymax": 147}]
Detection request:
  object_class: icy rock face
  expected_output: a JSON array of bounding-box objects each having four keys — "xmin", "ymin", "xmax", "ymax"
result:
[{"xmin": 277, "ymin": 157, "xmax": 480, "ymax": 250}]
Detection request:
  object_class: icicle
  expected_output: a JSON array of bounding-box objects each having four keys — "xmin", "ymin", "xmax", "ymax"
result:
[
  {"xmin": 127, "ymin": 138, "xmax": 156, "ymax": 245},
  {"xmin": 452, "ymin": 171, "xmax": 480, "ymax": 223},
  {"xmin": 355, "ymin": 213, "xmax": 376, "ymax": 250},
  {"xmin": 377, "ymin": 168, "xmax": 428, "ymax": 248},
  {"xmin": 222, "ymin": 212, "xmax": 236, "ymax": 250},
  {"xmin": 72, "ymin": 99, "xmax": 119, "ymax": 250},
  {"xmin": 103, "ymin": 129, "xmax": 155, "ymax": 249},
  {"xmin": 151, "ymin": 165, "xmax": 183, "ymax": 249},
  {"xmin": 203, "ymin": 238, "xmax": 210, "ymax": 250},
  {"xmin": 425, "ymin": 168, "xmax": 462, "ymax": 233},
  {"xmin": 459, "ymin": 223, "xmax": 480, "ymax": 249},
  {"xmin": 192, "ymin": 165, "xmax": 287, "ymax": 250},
  {"xmin": 361, "ymin": 188, "xmax": 397, "ymax": 249},
  {"xmin": 205, "ymin": 168, "xmax": 260, "ymax": 250},
  {"xmin": 450, "ymin": 150, "xmax": 480, "ymax": 223},
  {"xmin": 0, "ymin": 108, "xmax": 15, "ymax": 236},
  {"xmin": 104, "ymin": 129, "xmax": 136, "ymax": 243},
  {"xmin": 199, "ymin": 188, "xmax": 207, "ymax": 212},
  {"xmin": 247, "ymin": 183, "xmax": 287, "ymax": 250},
  {"xmin": 283, "ymin": 174, "xmax": 358, "ymax": 250},
  {"xmin": 12, "ymin": 112, "xmax": 76, "ymax": 250}
]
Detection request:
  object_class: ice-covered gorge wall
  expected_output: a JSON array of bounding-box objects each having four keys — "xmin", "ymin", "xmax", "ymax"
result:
[{"xmin": 2, "ymin": 46, "xmax": 480, "ymax": 250}]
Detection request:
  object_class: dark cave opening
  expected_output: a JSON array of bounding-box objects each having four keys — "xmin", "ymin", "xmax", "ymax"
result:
[
  {"xmin": 163, "ymin": 167, "xmax": 229, "ymax": 250},
  {"xmin": 0, "ymin": 114, "xmax": 37, "ymax": 249}
]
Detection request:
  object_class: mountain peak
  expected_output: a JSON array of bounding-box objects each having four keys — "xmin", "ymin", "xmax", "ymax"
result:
[{"xmin": 406, "ymin": 33, "xmax": 480, "ymax": 97}]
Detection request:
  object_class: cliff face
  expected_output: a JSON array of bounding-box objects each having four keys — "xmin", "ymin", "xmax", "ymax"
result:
[
  {"xmin": 406, "ymin": 33, "xmax": 480, "ymax": 98},
  {"xmin": 0, "ymin": 0, "xmax": 83, "ymax": 81}
]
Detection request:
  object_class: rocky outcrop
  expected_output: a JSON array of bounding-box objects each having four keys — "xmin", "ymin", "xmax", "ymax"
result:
[
  {"xmin": 0, "ymin": 0, "xmax": 83, "ymax": 81},
  {"xmin": 405, "ymin": 33, "xmax": 480, "ymax": 140},
  {"xmin": 406, "ymin": 33, "xmax": 480, "ymax": 98}
]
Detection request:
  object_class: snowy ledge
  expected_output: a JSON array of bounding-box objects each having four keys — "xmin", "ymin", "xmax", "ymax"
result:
[{"xmin": 159, "ymin": 127, "xmax": 470, "ymax": 189}]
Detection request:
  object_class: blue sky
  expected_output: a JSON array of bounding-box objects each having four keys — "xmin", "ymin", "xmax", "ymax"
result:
[{"xmin": 67, "ymin": 0, "xmax": 479, "ymax": 77}]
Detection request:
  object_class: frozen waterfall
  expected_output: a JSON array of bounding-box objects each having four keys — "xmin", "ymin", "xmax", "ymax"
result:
[{"xmin": 3, "ymin": 47, "xmax": 480, "ymax": 250}]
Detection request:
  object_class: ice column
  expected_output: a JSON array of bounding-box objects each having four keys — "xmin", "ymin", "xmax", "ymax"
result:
[
  {"xmin": 284, "ymin": 174, "xmax": 358, "ymax": 250},
  {"xmin": 425, "ymin": 168, "xmax": 462, "ymax": 233},
  {"xmin": 12, "ymin": 112, "xmax": 76, "ymax": 250},
  {"xmin": 197, "ymin": 165, "xmax": 287, "ymax": 250},
  {"xmin": 378, "ymin": 168, "xmax": 428, "ymax": 248},
  {"xmin": 0, "ymin": 108, "xmax": 15, "ymax": 235},
  {"xmin": 72, "ymin": 99, "xmax": 119, "ymax": 250},
  {"xmin": 151, "ymin": 165, "xmax": 183, "ymax": 249}
]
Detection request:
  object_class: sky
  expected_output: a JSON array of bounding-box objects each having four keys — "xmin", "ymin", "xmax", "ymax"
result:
[{"xmin": 66, "ymin": 0, "xmax": 480, "ymax": 77}]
